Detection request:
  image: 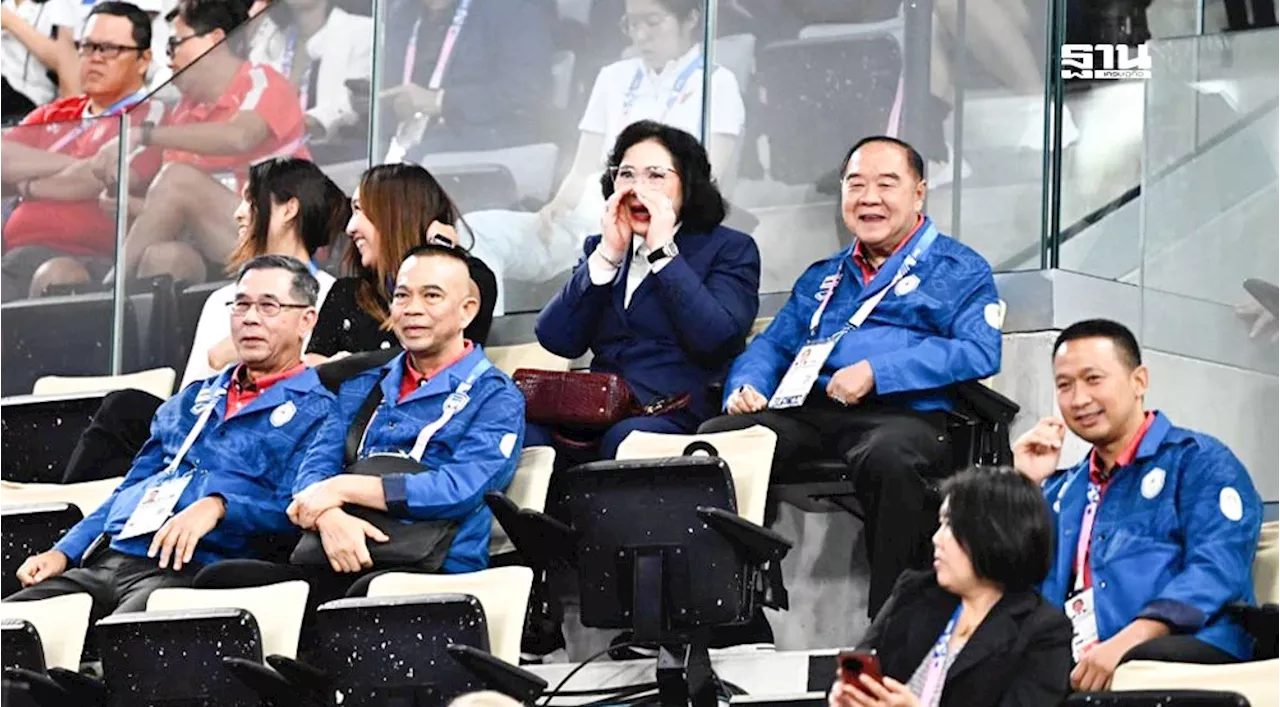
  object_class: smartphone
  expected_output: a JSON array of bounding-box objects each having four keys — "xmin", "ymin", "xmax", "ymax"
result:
[
  {"xmin": 838, "ymin": 650, "xmax": 883, "ymax": 685},
  {"xmin": 1243, "ymin": 277, "xmax": 1278, "ymax": 316}
]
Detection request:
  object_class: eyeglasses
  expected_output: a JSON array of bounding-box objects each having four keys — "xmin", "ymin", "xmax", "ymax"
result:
[
  {"xmin": 166, "ymin": 31, "xmax": 211, "ymax": 57},
  {"xmin": 74, "ymin": 41, "xmax": 144, "ymax": 59},
  {"xmin": 226, "ymin": 300, "xmax": 310, "ymax": 317},
  {"xmin": 618, "ymin": 12, "xmax": 673, "ymax": 36},
  {"xmin": 609, "ymin": 165, "xmax": 678, "ymax": 186}
]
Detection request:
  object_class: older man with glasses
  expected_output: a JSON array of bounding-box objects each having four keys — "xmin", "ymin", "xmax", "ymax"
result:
[{"xmin": 4, "ymin": 255, "xmax": 336, "ymax": 625}]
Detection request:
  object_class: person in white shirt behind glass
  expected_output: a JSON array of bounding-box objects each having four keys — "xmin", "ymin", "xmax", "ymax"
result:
[
  {"xmin": 463, "ymin": 0, "xmax": 745, "ymax": 301},
  {"xmin": 1, "ymin": 0, "xmax": 80, "ymax": 122}
]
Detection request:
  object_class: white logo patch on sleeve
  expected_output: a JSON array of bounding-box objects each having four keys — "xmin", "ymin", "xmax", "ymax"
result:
[
  {"xmin": 499, "ymin": 433, "xmax": 518, "ymax": 459},
  {"xmin": 1140, "ymin": 468, "xmax": 1166, "ymax": 499},
  {"xmin": 984, "ymin": 302, "xmax": 1005, "ymax": 329},
  {"xmin": 894, "ymin": 274, "xmax": 920, "ymax": 296},
  {"xmin": 1219, "ymin": 487, "xmax": 1244, "ymax": 521},
  {"xmin": 270, "ymin": 401, "xmax": 297, "ymax": 427}
]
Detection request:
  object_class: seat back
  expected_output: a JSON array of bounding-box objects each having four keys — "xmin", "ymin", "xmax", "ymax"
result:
[
  {"xmin": 0, "ymin": 618, "xmax": 45, "ymax": 672},
  {"xmin": 0, "ymin": 504, "xmax": 84, "ymax": 598},
  {"xmin": 1, "ymin": 477, "xmax": 122, "ymax": 517},
  {"xmin": 0, "ymin": 292, "xmax": 141, "ymax": 397},
  {"xmin": 309, "ymin": 594, "xmax": 491, "ymax": 705},
  {"xmin": 146, "ymin": 580, "xmax": 310, "ymax": 659},
  {"xmin": 615, "ymin": 426, "xmax": 778, "ymax": 526},
  {"xmin": 0, "ymin": 593, "xmax": 93, "ymax": 670},
  {"xmin": 33, "ymin": 367, "xmax": 176, "ymax": 400},
  {"xmin": 489, "ymin": 447, "xmax": 556, "ymax": 557},
  {"xmin": 366, "ymin": 566, "xmax": 534, "ymax": 665},
  {"xmin": 1, "ymin": 392, "xmax": 106, "ymax": 483},
  {"xmin": 484, "ymin": 343, "xmax": 571, "ymax": 377},
  {"xmin": 1105, "ymin": 673, "xmax": 1265, "ymax": 706},
  {"xmin": 96, "ymin": 608, "xmax": 264, "ymax": 707}
]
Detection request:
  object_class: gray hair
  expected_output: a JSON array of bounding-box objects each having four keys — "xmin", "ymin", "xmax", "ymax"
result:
[{"xmin": 235, "ymin": 254, "xmax": 320, "ymax": 306}]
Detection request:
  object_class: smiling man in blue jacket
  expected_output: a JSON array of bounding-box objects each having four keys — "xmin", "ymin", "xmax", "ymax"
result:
[
  {"xmin": 1014, "ymin": 319, "xmax": 1262, "ymax": 691},
  {"xmin": 700, "ymin": 136, "xmax": 1003, "ymax": 618},
  {"xmin": 7, "ymin": 255, "xmax": 335, "ymax": 622},
  {"xmin": 287, "ymin": 243, "xmax": 524, "ymax": 579}
]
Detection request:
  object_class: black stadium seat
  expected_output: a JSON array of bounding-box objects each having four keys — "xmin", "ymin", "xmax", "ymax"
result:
[
  {"xmin": 1, "ymin": 393, "xmax": 106, "ymax": 484},
  {"xmin": 1, "ymin": 504, "xmax": 84, "ymax": 599}
]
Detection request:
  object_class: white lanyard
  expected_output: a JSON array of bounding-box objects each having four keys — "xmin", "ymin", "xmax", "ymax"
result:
[
  {"xmin": 358, "ymin": 358, "xmax": 493, "ymax": 462},
  {"xmin": 808, "ymin": 221, "xmax": 940, "ymax": 337},
  {"xmin": 918, "ymin": 605, "xmax": 962, "ymax": 706},
  {"xmin": 1073, "ymin": 479, "xmax": 1104, "ymax": 593},
  {"xmin": 403, "ymin": 0, "xmax": 472, "ymax": 89},
  {"xmin": 165, "ymin": 387, "xmax": 227, "ymax": 476}
]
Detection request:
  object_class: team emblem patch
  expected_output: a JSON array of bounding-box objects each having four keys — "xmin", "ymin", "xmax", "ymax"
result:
[
  {"xmin": 894, "ymin": 275, "xmax": 920, "ymax": 296},
  {"xmin": 1140, "ymin": 468, "xmax": 1165, "ymax": 499},
  {"xmin": 443, "ymin": 392, "xmax": 469, "ymax": 415},
  {"xmin": 1219, "ymin": 487, "xmax": 1244, "ymax": 521},
  {"xmin": 270, "ymin": 401, "xmax": 297, "ymax": 427},
  {"xmin": 984, "ymin": 302, "xmax": 1005, "ymax": 329}
]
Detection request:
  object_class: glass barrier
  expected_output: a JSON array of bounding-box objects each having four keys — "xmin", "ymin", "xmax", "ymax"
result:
[
  {"xmin": 1139, "ymin": 28, "xmax": 1278, "ymax": 368},
  {"xmin": 712, "ymin": 0, "xmax": 1056, "ymax": 290},
  {"xmin": 1, "ymin": 113, "xmax": 128, "ymax": 396}
]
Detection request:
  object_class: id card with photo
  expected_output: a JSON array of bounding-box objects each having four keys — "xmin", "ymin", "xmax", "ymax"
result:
[
  {"xmin": 116, "ymin": 475, "xmax": 193, "ymax": 540},
  {"xmin": 768, "ymin": 339, "xmax": 837, "ymax": 409},
  {"xmin": 1066, "ymin": 588, "xmax": 1101, "ymax": 662}
]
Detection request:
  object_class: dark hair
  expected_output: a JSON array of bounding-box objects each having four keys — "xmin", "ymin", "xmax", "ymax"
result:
[
  {"xmin": 940, "ymin": 467, "xmax": 1054, "ymax": 591},
  {"xmin": 600, "ymin": 120, "xmax": 727, "ymax": 233},
  {"xmin": 348, "ymin": 163, "xmax": 467, "ymax": 323},
  {"xmin": 840, "ymin": 136, "xmax": 926, "ymax": 182},
  {"xmin": 1053, "ymin": 319, "xmax": 1142, "ymax": 370},
  {"xmin": 87, "ymin": 1, "xmax": 153, "ymax": 50},
  {"xmin": 229, "ymin": 158, "xmax": 349, "ymax": 271},
  {"xmin": 400, "ymin": 243, "xmax": 472, "ymax": 272},
  {"xmin": 168, "ymin": 0, "xmax": 247, "ymax": 40},
  {"xmin": 649, "ymin": 0, "xmax": 702, "ymax": 20},
  {"xmin": 235, "ymin": 254, "xmax": 320, "ymax": 306}
]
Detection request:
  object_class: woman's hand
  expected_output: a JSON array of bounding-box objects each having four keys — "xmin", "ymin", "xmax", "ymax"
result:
[
  {"xmin": 632, "ymin": 186, "xmax": 678, "ymax": 252},
  {"xmin": 425, "ymin": 220, "xmax": 457, "ymax": 246},
  {"xmin": 207, "ymin": 336, "xmax": 239, "ymax": 372},
  {"xmin": 829, "ymin": 676, "xmax": 921, "ymax": 707},
  {"xmin": 599, "ymin": 187, "xmax": 633, "ymax": 264}
]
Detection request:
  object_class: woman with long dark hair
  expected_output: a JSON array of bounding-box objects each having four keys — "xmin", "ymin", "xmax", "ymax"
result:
[{"xmin": 181, "ymin": 156, "xmax": 348, "ymax": 387}]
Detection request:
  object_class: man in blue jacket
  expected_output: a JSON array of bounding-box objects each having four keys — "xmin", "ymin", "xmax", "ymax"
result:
[
  {"xmin": 288, "ymin": 243, "xmax": 525, "ymax": 576},
  {"xmin": 700, "ymin": 136, "xmax": 1003, "ymax": 617},
  {"xmin": 1015, "ymin": 319, "xmax": 1262, "ymax": 690},
  {"xmin": 8, "ymin": 255, "xmax": 335, "ymax": 621}
]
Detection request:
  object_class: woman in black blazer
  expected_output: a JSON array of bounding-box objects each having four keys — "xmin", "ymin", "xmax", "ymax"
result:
[{"xmin": 830, "ymin": 468, "xmax": 1072, "ymax": 707}]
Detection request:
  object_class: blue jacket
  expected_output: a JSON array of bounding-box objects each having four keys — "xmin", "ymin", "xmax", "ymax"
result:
[
  {"xmin": 536, "ymin": 225, "xmax": 762, "ymax": 421},
  {"xmin": 1040, "ymin": 412, "xmax": 1263, "ymax": 659},
  {"xmin": 294, "ymin": 346, "xmax": 525, "ymax": 573},
  {"xmin": 725, "ymin": 217, "xmax": 1001, "ymax": 412},
  {"xmin": 55, "ymin": 368, "xmax": 335, "ymax": 567}
]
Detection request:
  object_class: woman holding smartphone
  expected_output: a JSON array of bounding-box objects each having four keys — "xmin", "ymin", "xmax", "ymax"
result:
[{"xmin": 829, "ymin": 468, "xmax": 1072, "ymax": 707}]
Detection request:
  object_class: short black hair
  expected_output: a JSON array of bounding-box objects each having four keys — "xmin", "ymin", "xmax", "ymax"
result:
[
  {"xmin": 236, "ymin": 254, "xmax": 320, "ymax": 306},
  {"xmin": 1053, "ymin": 319, "xmax": 1142, "ymax": 370},
  {"xmin": 941, "ymin": 467, "xmax": 1054, "ymax": 591},
  {"xmin": 648, "ymin": 0, "xmax": 702, "ymax": 20},
  {"xmin": 87, "ymin": 1, "xmax": 153, "ymax": 50},
  {"xmin": 600, "ymin": 120, "xmax": 727, "ymax": 234},
  {"xmin": 840, "ymin": 136, "xmax": 926, "ymax": 182},
  {"xmin": 168, "ymin": 0, "xmax": 247, "ymax": 39}
]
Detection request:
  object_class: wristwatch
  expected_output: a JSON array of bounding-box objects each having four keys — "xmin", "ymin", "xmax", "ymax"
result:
[
  {"xmin": 138, "ymin": 120, "xmax": 156, "ymax": 146},
  {"xmin": 647, "ymin": 241, "xmax": 679, "ymax": 264}
]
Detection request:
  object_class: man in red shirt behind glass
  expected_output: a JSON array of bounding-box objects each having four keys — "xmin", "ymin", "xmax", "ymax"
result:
[
  {"xmin": 0, "ymin": 1, "xmax": 163, "ymax": 300},
  {"xmin": 89, "ymin": 0, "xmax": 309, "ymax": 288}
]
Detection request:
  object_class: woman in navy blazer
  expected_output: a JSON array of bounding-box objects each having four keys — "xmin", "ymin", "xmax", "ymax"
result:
[{"xmin": 530, "ymin": 120, "xmax": 762, "ymax": 459}]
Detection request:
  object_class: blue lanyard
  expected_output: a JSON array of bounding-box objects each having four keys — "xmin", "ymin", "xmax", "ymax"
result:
[
  {"xmin": 282, "ymin": 28, "xmax": 313, "ymax": 109},
  {"xmin": 622, "ymin": 52, "xmax": 704, "ymax": 128},
  {"xmin": 404, "ymin": 0, "xmax": 473, "ymax": 88},
  {"xmin": 103, "ymin": 90, "xmax": 148, "ymax": 115},
  {"xmin": 918, "ymin": 605, "xmax": 962, "ymax": 705},
  {"xmin": 305, "ymin": 259, "xmax": 319, "ymax": 276},
  {"xmin": 808, "ymin": 219, "xmax": 940, "ymax": 338}
]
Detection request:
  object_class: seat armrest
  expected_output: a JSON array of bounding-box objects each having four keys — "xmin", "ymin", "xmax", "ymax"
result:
[
  {"xmin": 46, "ymin": 667, "xmax": 107, "ymax": 706},
  {"xmin": 447, "ymin": 644, "xmax": 548, "ymax": 703},
  {"xmin": 954, "ymin": 380, "xmax": 1019, "ymax": 423},
  {"xmin": 485, "ymin": 492, "xmax": 579, "ymax": 567},
  {"xmin": 1228, "ymin": 602, "xmax": 1278, "ymax": 659},
  {"xmin": 697, "ymin": 507, "xmax": 792, "ymax": 564},
  {"xmin": 264, "ymin": 654, "xmax": 332, "ymax": 700},
  {"xmin": 223, "ymin": 657, "xmax": 316, "ymax": 707}
]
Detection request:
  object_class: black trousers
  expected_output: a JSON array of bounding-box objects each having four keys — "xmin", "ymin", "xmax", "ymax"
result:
[
  {"xmin": 1119, "ymin": 635, "xmax": 1240, "ymax": 665},
  {"xmin": 698, "ymin": 399, "xmax": 950, "ymax": 618},
  {"xmin": 4, "ymin": 550, "xmax": 200, "ymax": 626},
  {"xmin": 62, "ymin": 389, "xmax": 163, "ymax": 485}
]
